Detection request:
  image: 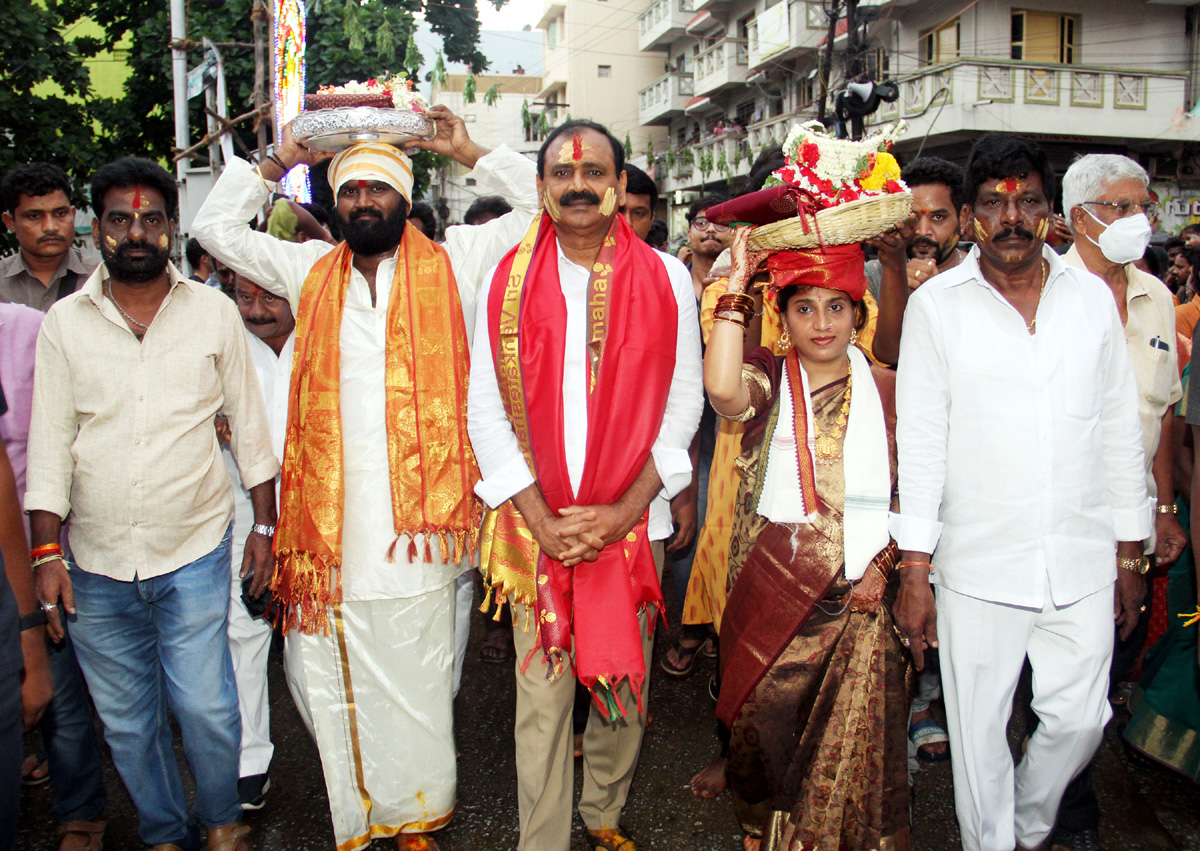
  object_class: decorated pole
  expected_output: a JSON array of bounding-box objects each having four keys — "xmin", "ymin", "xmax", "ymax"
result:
[{"xmin": 274, "ymin": 0, "xmax": 309, "ymax": 200}]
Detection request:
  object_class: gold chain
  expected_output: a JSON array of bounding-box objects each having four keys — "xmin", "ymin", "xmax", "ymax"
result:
[
  {"xmin": 1026, "ymin": 259, "xmax": 1049, "ymax": 334},
  {"xmin": 812, "ymin": 357, "xmax": 852, "ymax": 461}
]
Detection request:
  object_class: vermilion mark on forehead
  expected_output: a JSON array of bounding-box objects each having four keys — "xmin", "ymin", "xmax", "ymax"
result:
[
  {"xmin": 132, "ymin": 187, "xmax": 141, "ymax": 209},
  {"xmin": 996, "ymin": 178, "xmax": 1022, "ymax": 193},
  {"xmin": 573, "ymin": 135, "xmax": 583, "ymax": 160},
  {"xmin": 357, "ymin": 180, "xmax": 368, "ymax": 188}
]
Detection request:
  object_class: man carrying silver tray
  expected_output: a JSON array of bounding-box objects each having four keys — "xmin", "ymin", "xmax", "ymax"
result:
[{"xmin": 193, "ymin": 104, "xmax": 538, "ymax": 851}]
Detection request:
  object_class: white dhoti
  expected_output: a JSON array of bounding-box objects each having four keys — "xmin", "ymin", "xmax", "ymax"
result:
[{"xmin": 284, "ymin": 586, "xmax": 457, "ymax": 851}]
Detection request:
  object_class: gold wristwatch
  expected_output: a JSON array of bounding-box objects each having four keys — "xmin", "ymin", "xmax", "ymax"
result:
[
  {"xmin": 1117, "ymin": 555, "xmax": 1150, "ymax": 575},
  {"xmin": 1156, "ymin": 503, "xmax": 1178, "ymax": 515}
]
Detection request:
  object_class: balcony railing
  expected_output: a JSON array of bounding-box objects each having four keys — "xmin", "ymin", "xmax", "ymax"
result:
[
  {"xmin": 638, "ymin": 0, "xmax": 696, "ymax": 51},
  {"xmin": 638, "ymin": 73, "xmax": 696, "ymax": 126},
  {"xmin": 694, "ymin": 38, "xmax": 749, "ymax": 96},
  {"xmin": 867, "ymin": 59, "xmax": 1200, "ymax": 146},
  {"xmin": 747, "ymin": 114, "xmax": 794, "ymax": 152}
]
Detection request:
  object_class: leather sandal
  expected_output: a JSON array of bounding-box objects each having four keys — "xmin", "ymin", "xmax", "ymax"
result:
[
  {"xmin": 588, "ymin": 827, "xmax": 637, "ymax": 851},
  {"xmin": 205, "ymin": 822, "xmax": 251, "ymax": 851},
  {"xmin": 57, "ymin": 819, "xmax": 107, "ymax": 851}
]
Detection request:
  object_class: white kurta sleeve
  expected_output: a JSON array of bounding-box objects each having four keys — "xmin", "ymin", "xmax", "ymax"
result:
[
  {"xmin": 443, "ymin": 146, "xmax": 540, "ymax": 338},
  {"xmin": 650, "ymin": 252, "xmax": 703, "ymax": 500},
  {"xmin": 467, "ymin": 264, "xmax": 536, "ymax": 509},
  {"xmin": 889, "ymin": 288, "xmax": 949, "ymax": 554},
  {"xmin": 191, "ymin": 157, "xmax": 333, "ymax": 315}
]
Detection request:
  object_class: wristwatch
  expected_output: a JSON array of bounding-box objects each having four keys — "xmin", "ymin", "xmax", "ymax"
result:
[
  {"xmin": 1117, "ymin": 555, "xmax": 1151, "ymax": 575},
  {"xmin": 1156, "ymin": 503, "xmax": 1179, "ymax": 515},
  {"xmin": 251, "ymin": 523, "xmax": 276, "ymax": 538}
]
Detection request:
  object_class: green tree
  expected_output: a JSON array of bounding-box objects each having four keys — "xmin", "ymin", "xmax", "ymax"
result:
[{"xmin": 1, "ymin": 0, "xmax": 503, "ymax": 207}]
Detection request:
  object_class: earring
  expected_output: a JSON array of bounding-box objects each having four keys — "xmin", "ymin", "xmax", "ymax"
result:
[
  {"xmin": 776, "ymin": 329, "xmax": 793, "ymax": 352},
  {"xmin": 850, "ymin": 328, "xmax": 859, "ymax": 346}
]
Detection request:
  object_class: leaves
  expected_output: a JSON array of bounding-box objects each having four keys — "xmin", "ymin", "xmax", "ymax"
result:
[
  {"xmin": 483, "ymin": 83, "xmax": 501, "ymax": 108},
  {"xmin": 403, "ymin": 33, "xmax": 422, "ymax": 73},
  {"xmin": 462, "ymin": 74, "xmax": 477, "ymax": 103},
  {"xmin": 432, "ymin": 53, "xmax": 448, "ymax": 88},
  {"xmin": 624, "ymin": 131, "xmax": 632, "ymax": 158}
]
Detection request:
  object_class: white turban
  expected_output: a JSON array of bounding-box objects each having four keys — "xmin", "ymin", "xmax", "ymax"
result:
[{"xmin": 327, "ymin": 142, "xmax": 414, "ymax": 204}]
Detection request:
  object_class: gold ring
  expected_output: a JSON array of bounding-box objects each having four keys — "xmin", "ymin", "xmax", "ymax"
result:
[{"xmin": 1140, "ymin": 605, "xmax": 1147, "ymax": 612}]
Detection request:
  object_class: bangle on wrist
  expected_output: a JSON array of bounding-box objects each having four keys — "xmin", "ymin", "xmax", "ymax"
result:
[
  {"xmin": 32, "ymin": 553, "xmax": 65, "ymax": 569},
  {"xmin": 897, "ymin": 560, "xmax": 934, "ymax": 575},
  {"xmin": 267, "ymin": 152, "xmax": 288, "ymax": 174},
  {"xmin": 1156, "ymin": 503, "xmax": 1178, "ymax": 515},
  {"xmin": 31, "ymin": 543, "xmax": 62, "ymax": 559}
]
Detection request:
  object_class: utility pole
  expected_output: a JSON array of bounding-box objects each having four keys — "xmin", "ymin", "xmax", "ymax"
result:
[
  {"xmin": 845, "ymin": 0, "xmax": 862, "ymax": 139},
  {"xmin": 253, "ymin": 0, "xmax": 270, "ymax": 162},
  {"xmin": 816, "ymin": 0, "xmax": 843, "ymax": 127},
  {"xmin": 170, "ymin": 0, "xmax": 189, "ymax": 202}
]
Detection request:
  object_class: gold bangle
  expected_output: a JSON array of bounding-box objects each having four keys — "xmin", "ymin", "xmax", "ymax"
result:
[
  {"xmin": 1117, "ymin": 555, "xmax": 1150, "ymax": 575},
  {"xmin": 714, "ymin": 312, "xmax": 749, "ymax": 330}
]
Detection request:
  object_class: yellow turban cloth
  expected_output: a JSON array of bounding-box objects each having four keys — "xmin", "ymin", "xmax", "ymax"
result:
[{"xmin": 327, "ymin": 142, "xmax": 414, "ymax": 204}]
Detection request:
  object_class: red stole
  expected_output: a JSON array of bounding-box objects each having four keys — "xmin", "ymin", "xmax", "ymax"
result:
[{"xmin": 487, "ymin": 212, "xmax": 677, "ymax": 713}]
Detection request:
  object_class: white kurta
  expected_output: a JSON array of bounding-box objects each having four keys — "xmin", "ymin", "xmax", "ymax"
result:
[{"xmin": 194, "ymin": 147, "xmax": 540, "ymax": 848}]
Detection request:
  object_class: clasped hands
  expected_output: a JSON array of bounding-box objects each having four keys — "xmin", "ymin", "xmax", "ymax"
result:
[{"xmin": 529, "ymin": 502, "xmax": 642, "ymax": 567}]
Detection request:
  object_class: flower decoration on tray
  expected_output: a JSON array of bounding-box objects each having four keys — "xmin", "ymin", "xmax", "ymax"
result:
[
  {"xmin": 294, "ymin": 74, "xmax": 436, "ymax": 153},
  {"xmin": 706, "ymin": 120, "xmax": 912, "ymax": 251}
]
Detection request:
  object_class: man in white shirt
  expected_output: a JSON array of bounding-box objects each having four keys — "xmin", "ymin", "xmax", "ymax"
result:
[
  {"xmin": 193, "ymin": 107, "xmax": 538, "ymax": 851},
  {"xmin": 467, "ymin": 120, "xmax": 702, "ymax": 851},
  {"xmin": 891, "ymin": 134, "xmax": 1151, "ymax": 851},
  {"xmin": 218, "ymin": 274, "xmax": 295, "ymax": 813}
]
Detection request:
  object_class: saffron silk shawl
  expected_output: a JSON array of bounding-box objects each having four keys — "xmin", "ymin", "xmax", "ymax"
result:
[
  {"xmin": 273, "ymin": 231, "xmax": 481, "ymax": 635},
  {"xmin": 481, "ymin": 212, "xmax": 677, "ymax": 716}
]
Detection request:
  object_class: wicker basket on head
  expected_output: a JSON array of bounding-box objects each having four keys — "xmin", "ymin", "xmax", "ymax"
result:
[
  {"xmin": 747, "ymin": 191, "xmax": 913, "ymax": 250},
  {"xmin": 304, "ymin": 92, "xmax": 394, "ymax": 110}
]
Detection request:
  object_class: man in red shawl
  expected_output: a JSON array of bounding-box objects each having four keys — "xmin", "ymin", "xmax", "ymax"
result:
[{"xmin": 467, "ymin": 120, "xmax": 703, "ymax": 851}]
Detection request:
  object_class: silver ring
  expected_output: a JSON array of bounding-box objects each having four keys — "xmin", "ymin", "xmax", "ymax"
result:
[
  {"xmin": 901, "ymin": 637, "xmax": 911, "ymax": 647},
  {"xmin": 39, "ymin": 600, "xmax": 57, "ymax": 613}
]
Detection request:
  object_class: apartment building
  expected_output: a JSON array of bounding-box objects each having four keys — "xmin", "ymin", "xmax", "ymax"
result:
[{"xmin": 635, "ymin": 0, "xmax": 1200, "ymax": 233}]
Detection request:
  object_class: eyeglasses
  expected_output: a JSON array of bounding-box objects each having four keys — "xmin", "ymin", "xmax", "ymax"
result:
[
  {"xmin": 689, "ymin": 217, "xmax": 730, "ymax": 232},
  {"xmin": 1081, "ymin": 200, "xmax": 1159, "ymax": 218}
]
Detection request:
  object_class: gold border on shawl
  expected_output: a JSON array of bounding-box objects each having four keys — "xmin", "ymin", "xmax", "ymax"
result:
[
  {"xmin": 333, "ymin": 604, "xmax": 373, "ymax": 823},
  {"xmin": 784, "ymin": 350, "xmax": 821, "ymax": 511},
  {"xmin": 334, "ymin": 809, "xmax": 457, "ymax": 851},
  {"xmin": 496, "ymin": 214, "xmax": 543, "ymax": 476},
  {"xmin": 585, "ymin": 227, "xmax": 618, "ymax": 393}
]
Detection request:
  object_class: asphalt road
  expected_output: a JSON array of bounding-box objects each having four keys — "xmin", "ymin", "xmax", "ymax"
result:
[{"xmin": 16, "ymin": 565, "xmax": 1200, "ymax": 850}]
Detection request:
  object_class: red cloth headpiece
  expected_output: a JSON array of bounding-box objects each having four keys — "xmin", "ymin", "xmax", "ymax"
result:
[
  {"xmin": 704, "ymin": 185, "xmax": 808, "ymax": 226},
  {"xmin": 765, "ymin": 244, "xmax": 867, "ymax": 302}
]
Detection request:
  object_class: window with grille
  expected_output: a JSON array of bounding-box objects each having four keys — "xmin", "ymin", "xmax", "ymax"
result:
[
  {"xmin": 735, "ymin": 100, "xmax": 755, "ymax": 126},
  {"xmin": 1011, "ymin": 10, "xmax": 1078, "ymax": 63},
  {"xmin": 598, "ymin": 65, "xmax": 611, "ymax": 77}
]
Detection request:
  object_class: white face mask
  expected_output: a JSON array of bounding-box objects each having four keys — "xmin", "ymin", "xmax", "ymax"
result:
[{"xmin": 1083, "ymin": 206, "xmax": 1152, "ymax": 265}]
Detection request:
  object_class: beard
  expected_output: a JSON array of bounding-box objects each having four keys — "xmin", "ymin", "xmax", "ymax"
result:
[
  {"xmin": 102, "ymin": 240, "xmax": 170, "ymax": 283},
  {"xmin": 907, "ymin": 234, "xmax": 958, "ymax": 265},
  {"xmin": 337, "ymin": 205, "xmax": 407, "ymax": 256}
]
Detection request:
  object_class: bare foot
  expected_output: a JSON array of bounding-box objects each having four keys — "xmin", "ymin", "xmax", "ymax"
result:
[
  {"xmin": 909, "ymin": 708, "xmax": 948, "ymax": 759},
  {"xmin": 396, "ymin": 834, "xmax": 439, "ymax": 850},
  {"xmin": 689, "ymin": 755, "xmax": 727, "ymax": 798},
  {"xmin": 743, "ymin": 836, "xmax": 761, "ymax": 851}
]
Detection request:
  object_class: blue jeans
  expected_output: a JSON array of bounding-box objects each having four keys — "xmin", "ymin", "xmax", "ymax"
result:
[
  {"xmin": 39, "ymin": 619, "xmax": 106, "ymax": 823},
  {"xmin": 69, "ymin": 526, "xmax": 241, "ymax": 848},
  {"xmin": 670, "ymin": 444, "xmax": 711, "ymax": 640}
]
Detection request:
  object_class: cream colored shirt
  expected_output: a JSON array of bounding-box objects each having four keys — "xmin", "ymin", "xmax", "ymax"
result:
[
  {"xmin": 1063, "ymin": 246, "xmax": 1183, "ymax": 501},
  {"xmin": 25, "ymin": 264, "xmax": 280, "ymax": 580}
]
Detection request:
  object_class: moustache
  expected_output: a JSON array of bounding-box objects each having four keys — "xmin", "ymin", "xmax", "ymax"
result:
[
  {"xmin": 38, "ymin": 235, "xmax": 65, "ymax": 243},
  {"xmin": 349, "ymin": 208, "xmax": 383, "ymax": 222},
  {"xmin": 244, "ymin": 316, "xmax": 276, "ymax": 325},
  {"xmin": 992, "ymin": 226, "xmax": 1035, "ymax": 242},
  {"xmin": 559, "ymin": 190, "xmax": 601, "ymax": 207},
  {"xmin": 910, "ymin": 236, "xmax": 940, "ymax": 251}
]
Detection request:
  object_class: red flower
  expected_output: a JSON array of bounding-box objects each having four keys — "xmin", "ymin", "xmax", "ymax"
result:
[
  {"xmin": 801, "ymin": 142, "xmax": 820, "ymax": 167},
  {"xmin": 859, "ymin": 168, "xmax": 871, "ymax": 180},
  {"xmin": 885, "ymin": 179, "xmax": 904, "ymax": 194}
]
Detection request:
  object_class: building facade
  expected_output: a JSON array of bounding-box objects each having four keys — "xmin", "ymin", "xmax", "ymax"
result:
[{"xmin": 635, "ymin": 0, "xmax": 1200, "ymax": 235}]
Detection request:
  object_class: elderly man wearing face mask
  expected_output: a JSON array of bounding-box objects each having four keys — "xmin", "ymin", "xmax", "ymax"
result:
[{"xmin": 1035, "ymin": 154, "xmax": 1184, "ymax": 851}]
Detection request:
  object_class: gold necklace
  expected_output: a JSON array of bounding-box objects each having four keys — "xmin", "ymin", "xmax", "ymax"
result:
[
  {"xmin": 812, "ymin": 358, "xmax": 852, "ymax": 460},
  {"xmin": 1026, "ymin": 259, "xmax": 1048, "ymax": 334}
]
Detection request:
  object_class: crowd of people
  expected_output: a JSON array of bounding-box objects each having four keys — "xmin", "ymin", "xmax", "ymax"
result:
[{"xmin": 0, "ymin": 101, "xmax": 1197, "ymax": 851}]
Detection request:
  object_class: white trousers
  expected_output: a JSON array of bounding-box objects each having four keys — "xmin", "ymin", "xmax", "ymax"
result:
[
  {"xmin": 227, "ymin": 527, "xmax": 274, "ymax": 778},
  {"xmin": 938, "ymin": 581, "xmax": 1114, "ymax": 851},
  {"xmin": 283, "ymin": 588, "xmax": 457, "ymax": 851}
]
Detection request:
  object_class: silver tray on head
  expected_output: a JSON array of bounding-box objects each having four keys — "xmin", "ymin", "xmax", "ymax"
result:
[{"xmin": 292, "ymin": 107, "xmax": 436, "ymax": 153}]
